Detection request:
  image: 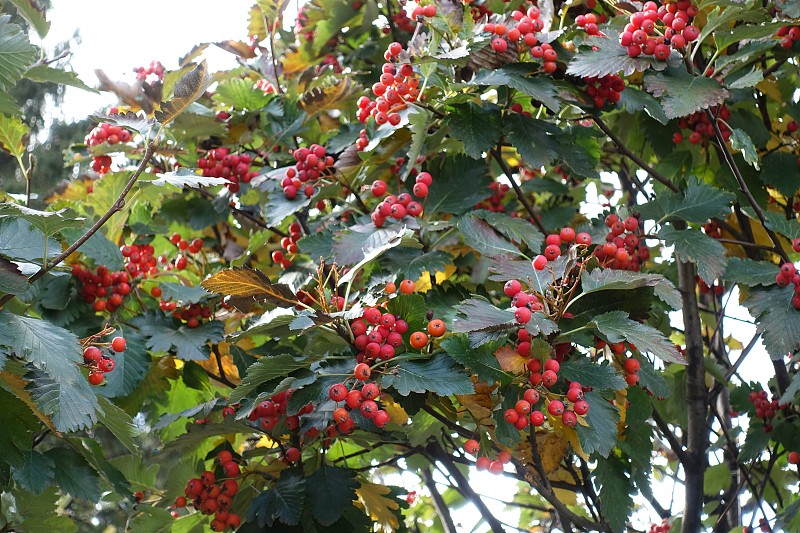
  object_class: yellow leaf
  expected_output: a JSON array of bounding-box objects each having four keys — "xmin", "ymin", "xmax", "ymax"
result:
[
  {"xmin": 548, "ymin": 468, "xmax": 578, "ymax": 505},
  {"xmin": 0, "ymin": 113, "xmax": 29, "ymax": 159},
  {"xmin": 616, "ymin": 388, "xmax": 628, "ymax": 436},
  {"xmin": 495, "ymin": 345, "xmax": 528, "ymax": 374},
  {"xmin": 282, "ymin": 49, "xmax": 316, "ymax": 76},
  {"xmin": 154, "ymin": 61, "xmax": 210, "ymax": 126},
  {"xmin": 196, "ymin": 349, "xmax": 241, "ymax": 385},
  {"xmin": 413, "ymin": 264, "xmax": 457, "ymax": 292},
  {"xmin": 456, "ymin": 388, "xmax": 495, "ymax": 427},
  {"xmin": 356, "ymin": 481, "xmax": 400, "ymax": 531},
  {"xmin": 562, "ymin": 425, "xmax": 589, "ymax": 461},
  {"xmin": 516, "ymin": 431, "xmax": 568, "ymax": 475},
  {"xmin": 201, "ymin": 267, "xmax": 299, "ymax": 307},
  {"xmin": 381, "ymin": 394, "xmax": 409, "ymax": 425},
  {"xmin": 0, "ymin": 371, "xmax": 60, "ymax": 435}
]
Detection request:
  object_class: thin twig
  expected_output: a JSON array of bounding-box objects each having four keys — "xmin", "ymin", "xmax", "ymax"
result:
[
  {"xmin": 491, "ymin": 148, "xmax": 548, "ymax": 234},
  {"xmin": 593, "ymin": 115, "xmax": 679, "ymax": 193}
]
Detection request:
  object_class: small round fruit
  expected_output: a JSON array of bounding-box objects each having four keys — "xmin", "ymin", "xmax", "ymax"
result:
[
  {"xmin": 427, "ymin": 319, "xmax": 446, "ymax": 337},
  {"xmin": 523, "ymin": 388, "xmax": 540, "ymax": 404},
  {"xmin": 504, "ymin": 279, "xmax": 522, "ymax": 297},
  {"xmin": 218, "ymin": 450, "xmax": 233, "ymax": 465},
  {"xmin": 504, "ymin": 408, "xmax": 519, "ymax": 424},
  {"xmin": 399, "ymin": 279, "xmax": 416, "ymax": 294},
  {"xmin": 532, "ymin": 255, "xmax": 548, "ymax": 270},
  {"xmin": 489, "ymin": 460, "xmax": 504, "ymax": 474},
  {"xmin": 111, "ymin": 336, "xmax": 127, "ymax": 353},
  {"xmin": 623, "ymin": 358, "xmax": 640, "ymax": 374},
  {"xmin": 789, "ymin": 451, "xmax": 800, "ymax": 465},
  {"xmin": 560, "ymin": 227, "xmax": 576, "ymax": 242},
  {"xmin": 385, "ymin": 282, "xmax": 397, "ymax": 294},
  {"xmin": 371, "ymin": 180, "xmax": 387, "ymax": 196},
  {"xmin": 514, "ymin": 307, "xmax": 532, "ymax": 324},
  {"xmin": 464, "ymin": 439, "xmax": 480, "ymax": 455},
  {"xmin": 329, "ymin": 383, "xmax": 348, "ymax": 402},
  {"xmin": 412, "ymin": 182, "xmax": 428, "ymax": 197},
  {"xmin": 354, "ymin": 362, "xmax": 371, "ymax": 380},
  {"xmin": 222, "ymin": 461, "xmax": 240, "ymax": 477},
  {"xmin": 530, "ymin": 410, "xmax": 545, "ymax": 426},
  {"xmin": 547, "ymin": 400, "xmax": 565, "ymax": 416},
  {"xmin": 562, "ymin": 410, "xmax": 578, "ymax": 427},
  {"xmin": 98, "ymin": 357, "xmax": 115, "ymax": 372},
  {"xmin": 573, "ymin": 399, "xmax": 589, "ymax": 415},
  {"xmin": 88, "ymin": 371, "xmax": 104, "ymax": 385},
  {"xmin": 476, "ymin": 456, "xmax": 491, "ymax": 470},
  {"xmin": 285, "ymin": 447, "xmax": 301, "ymax": 462},
  {"xmin": 83, "ymin": 346, "xmax": 102, "ymax": 363},
  {"xmin": 409, "ymin": 331, "xmax": 429, "ymax": 349}
]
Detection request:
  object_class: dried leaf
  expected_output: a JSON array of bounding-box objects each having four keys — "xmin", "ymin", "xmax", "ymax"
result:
[
  {"xmin": 201, "ymin": 268, "xmax": 298, "ymax": 308},
  {"xmin": 154, "ymin": 61, "xmax": 210, "ymax": 125},
  {"xmin": 356, "ymin": 481, "xmax": 400, "ymax": 531},
  {"xmin": 494, "ymin": 345, "xmax": 528, "ymax": 374},
  {"xmin": 300, "ymin": 77, "xmax": 359, "ymax": 116}
]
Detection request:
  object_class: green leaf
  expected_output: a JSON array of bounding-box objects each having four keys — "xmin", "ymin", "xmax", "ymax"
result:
[
  {"xmin": 134, "ymin": 313, "xmax": 224, "ymax": 361},
  {"xmin": 458, "ymin": 213, "xmax": 523, "ymax": 258},
  {"xmin": 576, "ymin": 392, "xmax": 619, "ymax": 458},
  {"xmin": 404, "ymin": 106, "xmax": 432, "ymax": 181},
  {"xmin": 729, "ymin": 128, "xmax": 760, "ymax": 168},
  {"xmin": 0, "ymin": 112, "xmax": 28, "ymax": 158},
  {"xmin": 228, "ymin": 353, "xmax": 323, "ymax": 403},
  {"xmin": 739, "ymin": 422, "xmax": 771, "ymax": 462},
  {"xmin": 0, "ymin": 256, "xmax": 28, "ymax": 294},
  {"xmin": 559, "ymin": 359, "xmax": 626, "ymax": 391},
  {"xmin": 759, "ymin": 151, "xmax": 800, "ymax": 198},
  {"xmin": 380, "ymin": 248, "xmax": 453, "ymax": 281},
  {"xmin": 780, "ymin": 371, "xmax": 800, "ymax": 404},
  {"xmin": 154, "ymin": 61, "xmax": 210, "ymax": 125},
  {"xmin": 249, "ymin": 470, "xmax": 305, "ymax": 527},
  {"xmin": 212, "ymin": 78, "xmax": 274, "ymax": 110},
  {"xmin": 0, "ymin": 91, "xmax": 19, "ymax": 115},
  {"xmin": 473, "ymin": 210, "xmax": 544, "ymax": 254},
  {"xmin": 744, "ymin": 286, "xmax": 800, "ymax": 360},
  {"xmin": 658, "ymin": 225, "xmax": 727, "ymax": 284},
  {"xmin": 128, "ymin": 505, "xmax": 176, "ymax": 533},
  {"xmin": 644, "ymin": 67, "xmax": 730, "ymax": 120},
  {"xmin": 305, "ymin": 465, "xmax": 358, "ymax": 526},
  {"xmin": 445, "ymin": 102, "xmax": 501, "ymax": 159},
  {"xmin": 0, "ymin": 387, "xmax": 37, "ymax": 468},
  {"xmin": 636, "ymin": 360, "xmax": 671, "ymax": 399},
  {"xmin": 44, "ymin": 448, "xmax": 101, "ymax": 501},
  {"xmin": 61, "ymin": 226, "xmax": 123, "ymax": 271},
  {"xmin": 23, "ymin": 65, "xmax": 97, "ymax": 93},
  {"xmin": 504, "ymin": 113, "xmax": 561, "ymax": 169},
  {"xmin": 452, "ymin": 297, "xmax": 515, "ymax": 333},
  {"xmin": 147, "ymin": 168, "xmax": 228, "ymax": 189},
  {"xmin": 424, "ymin": 154, "xmax": 492, "ymax": 214},
  {"xmin": 591, "ymin": 311, "xmax": 685, "ymax": 364},
  {"xmin": 12, "ymin": 451, "xmax": 54, "ymax": 495},
  {"xmin": 714, "ymin": 20, "xmax": 783, "ymax": 50},
  {"xmin": 579, "ymin": 269, "xmax": 681, "ymax": 311},
  {"xmin": 637, "ymin": 177, "xmax": 734, "ymax": 224},
  {"xmin": 386, "ymin": 293, "xmax": 428, "ymax": 337},
  {"xmin": 0, "ymin": 15, "xmax": 36, "ymax": 90},
  {"xmin": 469, "ymin": 65, "xmax": 560, "ymax": 112},
  {"xmin": 382, "ymin": 355, "xmax": 475, "ymax": 396},
  {"xmin": 0, "ymin": 312, "xmax": 100, "ymax": 431},
  {"xmin": 7, "ymin": 0, "xmax": 50, "ymax": 38},
  {"xmin": 592, "ymin": 455, "xmax": 634, "ymax": 532},
  {"xmin": 0, "ymin": 203, "xmax": 85, "ymax": 237},
  {"xmin": 97, "ymin": 397, "xmax": 141, "ymax": 455},
  {"xmin": 618, "ymin": 86, "xmax": 668, "ymax": 125},
  {"xmin": 157, "ymin": 282, "xmax": 209, "ymax": 304},
  {"xmin": 98, "ymin": 329, "xmax": 150, "ymax": 398},
  {"xmin": 566, "ymin": 28, "xmax": 677, "ymax": 78},
  {"xmin": 260, "ymin": 175, "xmax": 313, "ymax": 227},
  {"xmin": 441, "ymin": 334, "xmax": 512, "ymax": 385},
  {"xmin": 722, "ymin": 257, "xmax": 777, "ymax": 287},
  {"xmin": 618, "ymin": 386, "xmax": 653, "ymax": 466}
]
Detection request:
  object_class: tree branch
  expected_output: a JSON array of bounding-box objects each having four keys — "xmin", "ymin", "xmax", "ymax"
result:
[
  {"xmin": 677, "ymin": 259, "xmax": 709, "ymax": 533},
  {"xmin": 421, "ymin": 468, "xmax": 458, "ymax": 533},
  {"xmin": 0, "ymin": 141, "xmax": 158, "ymax": 310},
  {"xmin": 491, "ymin": 148, "xmax": 548, "ymax": 235},
  {"xmin": 593, "ymin": 115, "xmax": 679, "ymax": 193}
]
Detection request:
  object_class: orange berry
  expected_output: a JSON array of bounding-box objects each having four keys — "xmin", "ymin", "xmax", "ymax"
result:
[
  {"xmin": 399, "ymin": 279, "xmax": 415, "ymax": 294},
  {"xmin": 385, "ymin": 282, "xmax": 397, "ymax": 294},
  {"xmin": 427, "ymin": 319, "xmax": 446, "ymax": 337},
  {"xmin": 409, "ymin": 331, "xmax": 429, "ymax": 349}
]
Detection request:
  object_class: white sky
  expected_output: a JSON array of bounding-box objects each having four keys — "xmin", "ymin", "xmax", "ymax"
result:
[{"xmin": 40, "ymin": 0, "xmax": 257, "ymax": 121}]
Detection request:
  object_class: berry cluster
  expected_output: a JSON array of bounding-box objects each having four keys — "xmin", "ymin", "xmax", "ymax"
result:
[
  {"xmin": 176, "ymin": 451, "xmax": 241, "ymax": 531},
  {"xmin": 575, "ymin": 12, "xmax": 607, "ymax": 35},
  {"xmin": 350, "ymin": 304, "xmax": 409, "ymax": 364},
  {"xmin": 254, "ymin": 78, "xmax": 276, "ymax": 94},
  {"xmin": 71, "ymin": 264, "xmax": 133, "ymax": 313},
  {"xmin": 672, "ymin": 106, "xmax": 732, "ymax": 144},
  {"xmin": 244, "ymin": 389, "xmax": 316, "ymax": 436},
  {"xmin": 531, "ymin": 227, "xmax": 593, "ymax": 271},
  {"xmin": 475, "ymin": 181, "xmax": 510, "ymax": 212},
  {"xmin": 621, "ymin": 357, "xmax": 640, "ymax": 386},
  {"xmin": 484, "ymin": 7, "xmax": 559, "ymax": 73},
  {"xmin": 582, "ymin": 75, "xmax": 626, "ymax": 108},
  {"xmin": 282, "ymin": 144, "xmax": 333, "ymax": 199},
  {"xmin": 464, "ymin": 439, "xmax": 513, "ymax": 475},
  {"xmin": 273, "ymin": 222, "xmax": 303, "ymax": 270},
  {"xmin": 165, "ymin": 302, "xmax": 214, "ymax": 328},
  {"xmin": 621, "ymin": 0, "xmax": 699, "ymax": 59},
  {"xmin": 133, "ymin": 60, "xmax": 165, "ymax": 82},
  {"xmin": 528, "ymin": 359, "xmax": 590, "ymax": 427},
  {"xmin": 82, "ymin": 336, "xmax": 125, "ymax": 386},
  {"xmin": 368, "ymin": 172, "xmax": 430, "ymax": 227},
  {"xmin": 777, "ymin": 25, "xmax": 800, "ymax": 49},
  {"xmin": 746, "ymin": 389, "xmax": 787, "ymax": 432},
  {"xmin": 198, "ymin": 148, "xmax": 257, "ymax": 194},
  {"xmin": 357, "ymin": 42, "xmax": 421, "ymax": 126},
  {"xmin": 774, "ymin": 262, "xmax": 800, "ymax": 309},
  {"xmin": 503, "ymin": 280, "xmax": 544, "ymax": 324},
  {"xmin": 86, "ymin": 122, "xmax": 132, "ymax": 147},
  {"xmin": 697, "ymin": 276, "xmax": 724, "ymax": 296},
  {"xmin": 91, "ymin": 155, "xmax": 112, "ymax": 175},
  {"xmin": 648, "ymin": 520, "xmax": 670, "ymax": 533},
  {"xmin": 329, "ymin": 365, "xmax": 391, "ymax": 433},
  {"xmin": 592, "ymin": 214, "xmax": 648, "ymax": 271},
  {"xmin": 121, "ymin": 242, "xmax": 161, "ymax": 278}
]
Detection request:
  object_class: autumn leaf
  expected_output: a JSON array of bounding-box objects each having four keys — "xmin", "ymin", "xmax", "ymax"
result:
[
  {"xmin": 201, "ymin": 268, "xmax": 298, "ymax": 308},
  {"xmin": 355, "ymin": 481, "xmax": 400, "ymax": 531},
  {"xmin": 154, "ymin": 61, "xmax": 210, "ymax": 125},
  {"xmin": 300, "ymin": 77, "xmax": 359, "ymax": 116},
  {"xmin": 495, "ymin": 345, "xmax": 528, "ymax": 374}
]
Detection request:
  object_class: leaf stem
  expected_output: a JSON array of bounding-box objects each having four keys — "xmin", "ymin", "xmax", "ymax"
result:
[{"xmin": 490, "ymin": 148, "xmax": 548, "ymax": 235}]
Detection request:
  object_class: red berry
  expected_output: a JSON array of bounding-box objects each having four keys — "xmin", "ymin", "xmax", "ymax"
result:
[
  {"xmin": 504, "ymin": 279, "xmax": 522, "ymax": 297},
  {"xmin": 492, "ymin": 38, "xmax": 508, "ymax": 53},
  {"xmin": 547, "ymin": 400, "xmax": 565, "ymax": 416},
  {"xmin": 573, "ymin": 399, "xmax": 589, "ymax": 415},
  {"xmin": 111, "ymin": 336, "xmax": 127, "ymax": 352},
  {"xmin": 533, "ymin": 255, "xmax": 548, "ymax": 270},
  {"xmin": 464, "ymin": 439, "xmax": 480, "ymax": 455},
  {"xmin": 789, "ymin": 451, "xmax": 800, "ymax": 464},
  {"xmin": 88, "ymin": 371, "xmax": 104, "ymax": 385}
]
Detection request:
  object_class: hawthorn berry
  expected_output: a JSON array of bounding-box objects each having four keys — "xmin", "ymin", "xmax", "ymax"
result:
[
  {"xmin": 111, "ymin": 336, "xmax": 127, "ymax": 352},
  {"xmin": 464, "ymin": 439, "xmax": 480, "ymax": 455}
]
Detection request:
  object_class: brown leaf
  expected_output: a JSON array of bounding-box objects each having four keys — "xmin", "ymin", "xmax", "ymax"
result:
[
  {"xmin": 300, "ymin": 77, "xmax": 359, "ymax": 116},
  {"xmin": 214, "ymin": 40, "xmax": 257, "ymax": 59},
  {"xmin": 0, "ymin": 371, "xmax": 60, "ymax": 435},
  {"xmin": 495, "ymin": 345, "xmax": 528, "ymax": 374},
  {"xmin": 154, "ymin": 61, "xmax": 211, "ymax": 125},
  {"xmin": 201, "ymin": 267, "xmax": 298, "ymax": 308}
]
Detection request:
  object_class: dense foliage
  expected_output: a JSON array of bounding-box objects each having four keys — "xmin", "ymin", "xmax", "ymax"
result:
[{"xmin": 2, "ymin": 0, "xmax": 800, "ymax": 531}]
